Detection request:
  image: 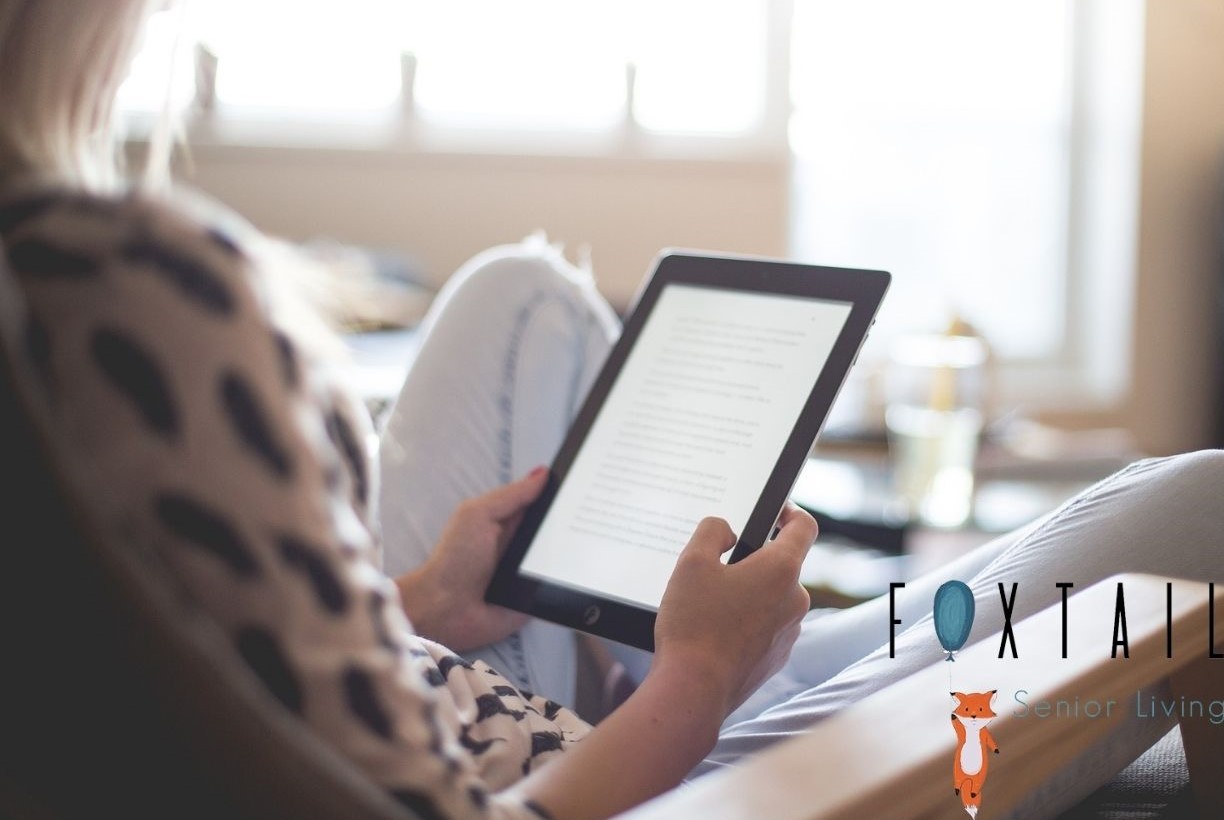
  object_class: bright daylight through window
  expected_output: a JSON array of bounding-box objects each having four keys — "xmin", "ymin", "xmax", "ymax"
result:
[
  {"xmin": 792, "ymin": 0, "xmax": 1142, "ymax": 410},
  {"xmin": 120, "ymin": 0, "xmax": 770, "ymax": 135},
  {"xmin": 119, "ymin": 0, "xmax": 1143, "ymax": 413}
]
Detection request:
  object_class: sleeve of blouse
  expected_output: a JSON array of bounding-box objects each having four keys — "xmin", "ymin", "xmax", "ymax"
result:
[{"xmin": 0, "ymin": 188, "xmax": 586, "ymax": 820}]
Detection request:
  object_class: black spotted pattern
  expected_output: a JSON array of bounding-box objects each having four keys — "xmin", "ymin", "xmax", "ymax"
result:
[
  {"xmin": 236, "ymin": 626, "xmax": 303, "ymax": 714},
  {"xmin": 277, "ymin": 535, "xmax": 348, "ymax": 614},
  {"xmin": 326, "ymin": 409, "xmax": 368, "ymax": 506},
  {"xmin": 524, "ymin": 799, "xmax": 556, "ymax": 819},
  {"xmin": 437, "ymin": 654, "xmax": 474, "ymax": 681},
  {"xmin": 522, "ymin": 732, "xmax": 566, "ymax": 777},
  {"xmin": 3, "ymin": 187, "xmax": 593, "ymax": 807},
  {"xmin": 7, "ymin": 238, "xmax": 99, "ymax": 279},
  {"xmin": 343, "ymin": 666, "xmax": 394, "ymax": 740},
  {"xmin": 528, "ymin": 734, "xmax": 560, "ymax": 758},
  {"xmin": 91, "ymin": 327, "xmax": 178, "ymax": 437},
  {"xmin": 0, "ymin": 193, "xmax": 59, "ymax": 234},
  {"xmin": 530, "ymin": 731, "xmax": 565, "ymax": 757},
  {"xmin": 220, "ymin": 371, "xmax": 292, "ymax": 479},
  {"xmin": 155, "ymin": 493, "xmax": 260, "ymax": 576},
  {"xmin": 467, "ymin": 785, "xmax": 489, "ymax": 810},
  {"xmin": 206, "ymin": 227, "xmax": 242, "ymax": 257},
  {"xmin": 122, "ymin": 237, "xmax": 235, "ymax": 315},
  {"xmin": 473, "ymin": 693, "xmax": 526, "ymax": 723},
  {"xmin": 367, "ymin": 590, "xmax": 400, "ymax": 655},
  {"xmin": 458, "ymin": 724, "xmax": 503, "ymax": 756},
  {"xmin": 271, "ymin": 330, "xmax": 299, "ymax": 389}
]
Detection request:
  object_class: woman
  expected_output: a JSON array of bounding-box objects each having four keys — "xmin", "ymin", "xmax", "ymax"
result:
[{"xmin": 0, "ymin": 2, "xmax": 1219, "ymax": 818}]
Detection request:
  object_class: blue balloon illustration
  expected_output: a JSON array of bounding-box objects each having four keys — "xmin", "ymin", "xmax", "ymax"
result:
[{"xmin": 933, "ymin": 581, "xmax": 975, "ymax": 661}]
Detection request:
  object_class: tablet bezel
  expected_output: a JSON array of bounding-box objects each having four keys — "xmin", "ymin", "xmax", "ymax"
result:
[{"xmin": 485, "ymin": 251, "xmax": 890, "ymax": 651}]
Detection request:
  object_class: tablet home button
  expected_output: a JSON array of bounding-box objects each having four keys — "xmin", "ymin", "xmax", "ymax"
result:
[{"xmin": 583, "ymin": 605, "xmax": 602, "ymax": 626}]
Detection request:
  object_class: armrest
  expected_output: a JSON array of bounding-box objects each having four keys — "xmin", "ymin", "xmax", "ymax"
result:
[{"xmin": 622, "ymin": 574, "xmax": 1223, "ymax": 819}]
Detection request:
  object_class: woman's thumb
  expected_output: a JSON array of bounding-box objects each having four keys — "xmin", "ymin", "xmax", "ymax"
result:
[{"xmin": 481, "ymin": 466, "xmax": 548, "ymax": 519}]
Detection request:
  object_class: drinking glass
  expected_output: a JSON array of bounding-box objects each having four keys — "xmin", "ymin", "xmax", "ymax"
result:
[{"xmin": 885, "ymin": 334, "xmax": 987, "ymax": 528}]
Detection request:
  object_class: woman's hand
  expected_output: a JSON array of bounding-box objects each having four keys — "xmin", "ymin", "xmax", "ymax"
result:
[
  {"xmin": 396, "ymin": 467, "xmax": 548, "ymax": 652},
  {"xmin": 653, "ymin": 504, "xmax": 816, "ymax": 719},
  {"xmin": 509, "ymin": 504, "xmax": 817, "ymax": 820}
]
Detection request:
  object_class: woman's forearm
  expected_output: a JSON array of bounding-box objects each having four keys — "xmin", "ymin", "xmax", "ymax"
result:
[
  {"xmin": 501, "ymin": 509, "xmax": 816, "ymax": 818},
  {"xmin": 395, "ymin": 568, "xmax": 450, "ymax": 643},
  {"xmin": 506, "ymin": 656, "xmax": 729, "ymax": 820}
]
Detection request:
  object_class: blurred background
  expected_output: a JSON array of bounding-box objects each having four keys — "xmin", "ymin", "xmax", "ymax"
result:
[{"xmin": 119, "ymin": 1, "xmax": 1224, "ymax": 575}]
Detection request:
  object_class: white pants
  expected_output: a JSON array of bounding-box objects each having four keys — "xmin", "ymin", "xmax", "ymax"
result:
[
  {"xmin": 379, "ymin": 236, "xmax": 623, "ymax": 706},
  {"xmin": 379, "ymin": 240, "xmax": 1223, "ymax": 813}
]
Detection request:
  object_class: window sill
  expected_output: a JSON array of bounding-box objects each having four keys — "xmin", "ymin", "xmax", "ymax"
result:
[{"xmin": 124, "ymin": 109, "xmax": 790, "ymax": 166}]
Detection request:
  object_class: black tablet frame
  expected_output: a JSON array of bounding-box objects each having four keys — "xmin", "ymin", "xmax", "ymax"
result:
[{"xmin": 485, "ymin": 251, "xmax": 890, "ymax": 651}]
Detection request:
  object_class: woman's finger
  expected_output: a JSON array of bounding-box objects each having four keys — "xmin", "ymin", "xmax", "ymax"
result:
[
  {"xmin": 769, "ymin": 505, "xmax": 819, "ymax": 568},
  {"xmin": 682, "ymin": 516, "xmax": 738, "ymax": 559},
  {"xmin": 478, "ymin": 466, "xmax": 549, "ymax": 520}
]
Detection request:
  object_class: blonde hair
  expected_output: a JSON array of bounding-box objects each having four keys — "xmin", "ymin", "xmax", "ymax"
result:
[
  {"xmin": 0, "ymin": 1, "xmax": 344, "ymax": 355},
  {"xmin": 0, "ymin": 0, "xmax": 163, "ymax": 191}
]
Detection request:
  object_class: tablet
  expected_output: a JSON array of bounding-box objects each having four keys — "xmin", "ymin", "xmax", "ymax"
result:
[{"xmin": 486, "ymin": 251, "xmax": 889, "ymax": 650}]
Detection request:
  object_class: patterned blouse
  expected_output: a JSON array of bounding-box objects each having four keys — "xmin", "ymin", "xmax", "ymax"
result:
[{"xmin": 0, "ymin": 178, "xmax": 591, "ymax": 819}]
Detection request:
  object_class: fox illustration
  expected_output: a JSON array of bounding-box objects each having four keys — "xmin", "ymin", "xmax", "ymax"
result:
[{"xmin": 950, "ymin": 690, "xmax": 1000, "ymax": 818}]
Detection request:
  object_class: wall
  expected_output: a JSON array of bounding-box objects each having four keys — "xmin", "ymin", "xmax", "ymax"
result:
[
  {"xmin": 176, "ymin": 144, "xmax": 788, "ymax": 310},
  {"xmin": 1127, "ymin": 0, "xmax": 1224, "ymax": 454}
]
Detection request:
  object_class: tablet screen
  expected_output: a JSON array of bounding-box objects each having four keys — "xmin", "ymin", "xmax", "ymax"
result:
[{"xmin": 519, "ymin": 283, "xmax": 853, "ymax": 610}]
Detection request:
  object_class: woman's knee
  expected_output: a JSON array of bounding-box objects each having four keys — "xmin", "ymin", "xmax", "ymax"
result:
[
  {"xmin": 441, "ymin": 237, "xmax": 609, "ymax": 329},
  {"xmin": 1156, "ymin": 448, "xmax": 1224, "ymax": 480},
  {"xmin": 1055, "ymin": 449, "xmax": 1224, "ymax": 575},
  {"xmin": 984, "ymin": 450, "xmax": 1223, "ymax": 582},
  {"xmin": 1126, "ymin": 449, "xmax": 1224, "ymax": 504}
]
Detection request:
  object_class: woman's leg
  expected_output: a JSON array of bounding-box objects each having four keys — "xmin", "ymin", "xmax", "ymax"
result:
[
  {"xmin": 378, "ymin": 236, "xmax": 619, "ymax": 705},
  {"xmin": 699, "ymin": 450, "xmax": 1224, "ymax": 810},
  {"xmin": 721, "ymin": 515, "xmax": 1042, "ymax": 726}
]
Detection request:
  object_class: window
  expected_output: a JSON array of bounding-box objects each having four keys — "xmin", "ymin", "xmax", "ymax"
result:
[
  {"xmin": 202, "ymin": 0, "xmax": 402, "ymax": 112},
  {"xmin": 120, "ymin": 0, "xmax": 783, "ymax": 145},
  {"xmin": 120, "ymin": 0, "xmax": 1143, "ymax": 414},
  {"xmin": 790, "ymin": 0, "xmax": 1145, "ymax": 409}
]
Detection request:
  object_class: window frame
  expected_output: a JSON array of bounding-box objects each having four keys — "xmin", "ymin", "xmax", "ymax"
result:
[
  {"xmin": 996, "ymin": 0, "xmax": 1143, "ymax": 413},
  {"xmin": 122, "ymin": 0, "xmax": 1142, "ymax": 418},
  {"xmin": 787, "ymin": 0, "xmax": 1144, "ymax": 417},
  {"xmin": 122, "ymin": 0, "xmax": 795, "ymax": 165}
]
